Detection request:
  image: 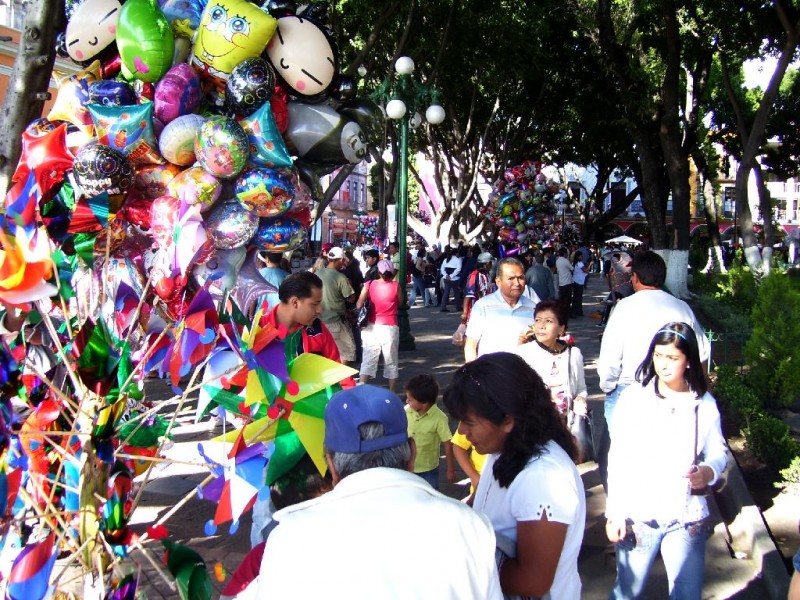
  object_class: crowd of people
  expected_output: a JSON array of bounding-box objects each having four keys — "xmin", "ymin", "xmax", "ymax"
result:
[{"xmin": 197, "ymin": 236, "xmax": 736, "ymax": 600}]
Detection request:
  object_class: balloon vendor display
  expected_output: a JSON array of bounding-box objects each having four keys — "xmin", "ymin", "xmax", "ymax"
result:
[
  {"xmin": 484, "ymin": 159, "xmax": 576, "ymax": 252},
  {"xmin": 0, "ymin": 0, "xmax": 378, "ymax": 595}
]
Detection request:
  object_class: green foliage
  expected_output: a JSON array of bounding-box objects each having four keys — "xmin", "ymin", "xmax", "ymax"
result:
[
  {"xmin": 744, "ymin": 274, "xmax": 800, "ymax": 408},
  {"xmin": 713, "ymin": 365, "xmax": 760, "ymax": 425},
  {"xmin": 714, "ymin": 266, "xmax": 758, "ymax": 313},
  {"xmin": 775, "ymin": 456, "xmax": 800, "ymax": 495},
  {"xmin": 743, "ymin": 413, "xmax": 799, "ymax": 471}
]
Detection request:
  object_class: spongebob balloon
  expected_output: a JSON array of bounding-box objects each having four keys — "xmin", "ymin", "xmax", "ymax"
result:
[{"xmin": 190, "ymin": 0, "xmax": 277, "ymax": 97}]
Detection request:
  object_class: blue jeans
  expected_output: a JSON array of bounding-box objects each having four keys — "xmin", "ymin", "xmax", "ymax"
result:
[
  {"xmin": 416, "ymin": 468, "xmax": 440, "ymax": 490},
  {"xmin": 599, "ymin": 384, "xmax": 628, "ymax": 492},
  {"xmin": 440, "ymin": 278, "xmax": 462, "ymax": 311},
  {"xmin": 610, "ymin": 519, "xmax": 710, "ymax": 600},
  {"xmin": 409, "ymin": 274, "xmax": 425, "ymax": 306}
]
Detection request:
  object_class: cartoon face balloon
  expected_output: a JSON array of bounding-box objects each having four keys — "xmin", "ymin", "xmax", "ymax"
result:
[
  {"xmin": 265, "ymin": 15, "xmax": 338, "ymax": 100},
  {"xmin": 194, "ymin": 117, "xmax": 250, "ymax": 179},
  {"xmin": 64, "ymin": 0, "xmax": 122, "ymax": 62},
  {"xmin": 285, "ymin": 102, "xmax": 366, "ymax": 165},
  {"xmin": 190, "ymin": 0, "xmax": 277, "ymax": 92}
]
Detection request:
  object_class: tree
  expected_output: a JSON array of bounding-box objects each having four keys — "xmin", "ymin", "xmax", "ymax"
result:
[{"xmin": 0, "ymin": 0, "xmax": 65, "ymax": 199}]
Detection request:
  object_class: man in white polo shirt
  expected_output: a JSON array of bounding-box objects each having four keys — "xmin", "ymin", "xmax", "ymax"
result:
[{"xmin": 464, "ymin": 257, "xmax": 539, "ymax": 362}]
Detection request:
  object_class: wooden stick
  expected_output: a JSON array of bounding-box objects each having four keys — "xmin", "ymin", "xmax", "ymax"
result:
[{"xmin": 115, "ymin": 453, "xmax": 208, "ymax": 468}]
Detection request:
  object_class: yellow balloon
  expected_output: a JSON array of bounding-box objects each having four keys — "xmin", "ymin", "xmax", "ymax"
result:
[{"xmin": 190, "ymin": 0, "xmax": 277, "ymax": 94}]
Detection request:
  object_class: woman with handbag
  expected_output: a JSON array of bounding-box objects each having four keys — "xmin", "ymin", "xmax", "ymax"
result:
[
  {"xmin": 514, "ymin": 300, "xmax": 588, "ymax": 415},
  {"xmin": 444, "ymin": 353, "xmax": 585, "ymax": 599},
  {"xmin": 605, "ymin": 322, "xmax": 727, "ymax": 600},
  {"xmin": 355, "ymin": 259, "xmax": 400, "ymax": 391}
]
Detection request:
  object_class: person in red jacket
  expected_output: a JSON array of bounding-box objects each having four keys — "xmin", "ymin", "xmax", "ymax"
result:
[{"xmin": 263, "ymin": 271, "xmax": 342, "ymax": 362}]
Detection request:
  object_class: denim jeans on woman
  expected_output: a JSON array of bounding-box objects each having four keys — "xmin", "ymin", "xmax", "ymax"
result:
[
  {"xmin": 610, "ymin": 518, "xmax": 710, "ymax": 600},
  {"xmin": 598, "ymin": 384, "xmax": 628, "ymax": 492},
  {"xmin": 408, "ymin": 274, "xmax": 425, "ymax": 306}
]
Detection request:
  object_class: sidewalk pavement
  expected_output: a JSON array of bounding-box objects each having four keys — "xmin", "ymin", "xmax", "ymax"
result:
[{"xmin": 131, "ymin": 272, "xmax": 782, "ymax": 598}]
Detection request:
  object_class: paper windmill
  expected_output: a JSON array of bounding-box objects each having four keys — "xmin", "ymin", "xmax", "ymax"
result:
[
  {"xmin": 198, "ymin": 430, "xmax": 269, "ymax": 534},
  {"xmin": 6, "ymin": 531, "xmax": 57, "ymax": 600},
  {"xmin": 216, "ymin": 352, "xmax": 356, "ymax": 476},
  {"xmin": 162, "ymin": 288, "xmax": 220, "ymax": 389},
  {"xmin": 0, "ymin": 226, "xmax": 57, "ymax": 305}
]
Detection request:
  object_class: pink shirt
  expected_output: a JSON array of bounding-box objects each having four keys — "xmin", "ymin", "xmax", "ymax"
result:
[{"xmin": 367, "ymin": 279, "xmax": 399, "ymax": 326}]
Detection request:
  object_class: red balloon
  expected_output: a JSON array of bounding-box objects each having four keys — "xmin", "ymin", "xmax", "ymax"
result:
[
  {"xmin": 270, "ymin": 84, "xmax": 289, "ymax": 134},
  {"xmin": 14, "ymin": 123, "xmax": 74, "ymax": 195},
  {"xmin": 121, "ymin": 196, "xmax": 153, "ymax": 229}
]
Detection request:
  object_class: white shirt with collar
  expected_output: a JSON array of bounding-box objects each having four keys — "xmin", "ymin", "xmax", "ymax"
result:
[
  {"xmin": 465, "ymin": 289, "xmax": 538, "ymax": 357},
  {"xmin": 256, "ymin": 467, "xmax": 503, "ymax": 599}
]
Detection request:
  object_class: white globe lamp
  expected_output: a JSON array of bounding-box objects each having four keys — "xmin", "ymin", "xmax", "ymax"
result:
[
  {"xmin": 395, "ymin": 56, "xmax": 415, "ymax": 75},
  {"xmin": 425, "ymin": 104, "xmax": 446, "ymax": 125},
  {"xmin": 386, "ymin": 98, "xmax": 407, "ymax": 120}
]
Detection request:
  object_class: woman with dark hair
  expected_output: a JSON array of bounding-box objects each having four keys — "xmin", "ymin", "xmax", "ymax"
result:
[
  {"xmin": 444, "ymin": 352, "xmax": 585, "ymax": 599},
  {"xmin": 515, "ymin": 299, "xmax": 588, "ymax": 418},
  {"xmin": 605, "ymin": 322, "xmax": 727, "ymax": 600}
]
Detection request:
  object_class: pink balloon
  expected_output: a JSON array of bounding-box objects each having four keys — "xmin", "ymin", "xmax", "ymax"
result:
[
  {"xmin": 150, "ymin": 195, "xmax": 180, "ymax": 247},
  {"xmin": 154, "ymin": 64, "xmax": 203, "ymax": 124}
]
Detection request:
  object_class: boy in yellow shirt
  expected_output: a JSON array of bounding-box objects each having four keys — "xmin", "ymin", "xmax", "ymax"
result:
[
  {"xmin": 404, "ymin": 374, "xmax": 455, "ymax": 490},
  {"xmin": 451, "ymin": 431, "xmax": 486, "ymax": 495}
]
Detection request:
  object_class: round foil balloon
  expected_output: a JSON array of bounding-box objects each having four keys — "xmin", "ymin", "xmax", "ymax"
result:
[
  {"xmin": 235, "ymin": 167, "xmax": 294, "ymax": 217},
  {"xmin": 72, "ymin": 144, "xmax": 134, "ymax": 197},
  {"xmin": 154, "ymin": 63, "xmax": 202, "ymax": 123},
  {"xmin": 205, "ymin": 200, "xmax": 258, "ymax": 249},
  {"xmin": 166, "ymin": 166, "xmax": 221, "ymax": 211},
  {"xmin": 195, "ymin": 117, "xmax": 249, "ymax": 179},
  {"xmin": 159, "ymin": 113, "xmax": 206, "ymax": 166},
  {"xmin": 224, "ymin": 57, "xmax": 275, "ymax": 117},
  {"xmin": 128, "ymin": 163, "xmax": 182, "ymax": 202},
  {"xmin": 89, "ymin": 80, "xmax": 137, "ymax": 106},
  {"xmin": 252, "ymin": 216, "xmax": 307, "ymax": 252}
]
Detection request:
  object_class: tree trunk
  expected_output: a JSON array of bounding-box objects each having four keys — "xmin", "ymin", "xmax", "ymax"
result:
[
  {"xmin": 631, "ymin": 126, "xmax": 670, "ymax": 248},
  {"xmin": 0, "ymin": 0, "xmax": 65, "ymax": 198},
  {"xmin": 658, "ymin": 248, "xmax": 690, "ymax": 298},
  {"xmin": 696, "ymin": 158, "xmax": 727, "ymax": 273},
  {"xmin": 734, "ymin": 161, "xmax": 763, "ymax": 273},
  {"xmin": 753, "ymin": 164, "xmax": 774, "ymax": 275}
]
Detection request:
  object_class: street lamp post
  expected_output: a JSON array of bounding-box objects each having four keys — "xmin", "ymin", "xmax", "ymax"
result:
[{"xmin": 377, "ymin": 56, "xmax": 445, "ymax": 351}]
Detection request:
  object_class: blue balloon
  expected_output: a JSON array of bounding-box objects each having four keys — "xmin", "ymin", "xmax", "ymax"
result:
[
  {"xmin": 89, "ymin": 80, "xmax": 138, "ymax": 107},
  {"xmin": 235, "ymin": 167, "xmax": 294, "ymax": 217},
  {"xmin": 252, "ymin": 217, "xmax": 307, "ymax": 252}
]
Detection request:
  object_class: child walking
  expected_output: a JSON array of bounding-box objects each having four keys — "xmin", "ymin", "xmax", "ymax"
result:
[{"xmin": 404, "ymin": 374, "xmax": 455, "ymax": 490}]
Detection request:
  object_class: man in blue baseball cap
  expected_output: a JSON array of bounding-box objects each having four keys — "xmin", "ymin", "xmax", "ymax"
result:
[{"xmin": 256, "ymin": 385, "xmax": 502, "ymax": 599}]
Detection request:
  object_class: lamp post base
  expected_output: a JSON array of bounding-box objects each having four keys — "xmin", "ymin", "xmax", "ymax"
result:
[{"xmin": 397, "ymin": 302, "xmax": 415, "ymax": 351}]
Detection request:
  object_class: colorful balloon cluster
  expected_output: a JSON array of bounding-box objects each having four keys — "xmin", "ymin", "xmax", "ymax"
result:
[
  {"xmin": 485, "ymin": 160, "xmax": 568, "ymax": 247},
  {"xmin": 27, "ymin": 0, "xmax": 383, "ymax": 319},
  {"xmin": 355, "ymin": 214, "xmax": 379, "ymax": 243}
]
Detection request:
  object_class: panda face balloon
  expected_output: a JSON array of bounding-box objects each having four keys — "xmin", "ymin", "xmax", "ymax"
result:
[
  {"xmin": 64, "ymin": 0, "xmax": 122, "ymax": 62},
  {"xmin": 266, "ymin": 15, "xmax": 337, "ymax": 99}
]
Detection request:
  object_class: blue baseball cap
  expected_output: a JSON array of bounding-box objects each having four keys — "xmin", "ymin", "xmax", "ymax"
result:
[{"xmin": 324, "ymin": 385, "xmax": 409, "ymax": 453}]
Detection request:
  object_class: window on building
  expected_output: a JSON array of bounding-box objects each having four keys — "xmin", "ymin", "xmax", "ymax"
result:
[
  {"xmin": 722, "ymin": 187, "xmax": 736, "ymax": 218},
  {"xmin": 0, "ymin": 0, "xmax": 25, "ymax": 30}
]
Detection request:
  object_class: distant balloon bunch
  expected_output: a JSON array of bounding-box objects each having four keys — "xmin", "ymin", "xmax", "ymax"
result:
[
  {"xmin": 355, "ymin": 214, "xmax": 378, "ymax": 243},
  {"xmin": 485, "ymin": 160, "xmax": 567, "ymax": 247},
  {"xmin": 14, "ymin": 0, "xmax": 382, "ymax": 318}
]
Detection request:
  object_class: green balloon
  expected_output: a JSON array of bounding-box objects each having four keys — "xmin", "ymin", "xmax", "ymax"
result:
[{"xmin": 117, "ymin": 0, "xmax": 175, "ymax": 83}]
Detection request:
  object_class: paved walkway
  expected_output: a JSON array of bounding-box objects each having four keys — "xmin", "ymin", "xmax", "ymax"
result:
[{"xmin": 130, "ymin": 273, "xmax": 771, "ymax": 598}]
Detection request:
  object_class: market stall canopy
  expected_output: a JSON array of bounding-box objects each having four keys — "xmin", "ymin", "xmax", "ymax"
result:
[{"xmin": 605, "ymin": 235, "xmax": 643, "ymax": 245}]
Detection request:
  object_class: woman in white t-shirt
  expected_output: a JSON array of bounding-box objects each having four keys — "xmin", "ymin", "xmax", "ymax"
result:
[
  {"xmin": 515, "ymin": 299, "xmax": 587, "ymax": 417},
  {"xmin": 570, "ymin": 254, "xmax": 591, "ymax": 318},
  {"xmin": 444, "ymin": 352, "xmax": 585, "ymax": 599}
]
